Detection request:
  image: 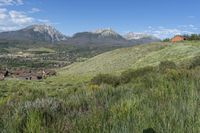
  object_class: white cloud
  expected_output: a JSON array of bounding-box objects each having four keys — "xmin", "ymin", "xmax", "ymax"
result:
[
  {"xmin": 145, "ymin": 26, "xmax": 195, "ymax": 39},
  {"xmin": 29, "ymin": 8, "xmax": 40, "ymax": 13},
  {"xmin": 0, "ymin": 9, "xmax": 35, "ymax": 31},
  {"xmin": 189, "ymin": 24, "xmax": 194, "ymax": 28},
  {"xmin": 0, "ymin": 26, "xmax": 18, "ymax": 31},
  {"xmin": 0, "ymin": 8, "xmax": 8, "ymax": 19},
  {"xmin": 37, "ymin": 19, "xmax": 59, "ymax": 26},
  {"xmin": 0, "ymin": 8, "xmax": 6, "ymax": 12},
  {"xmin": 178, "ymin": 24, "xmax": 199, "ymax": 31},
  {"xmin": 0, "ymin": 0, "xmax": 23, "ymax": 6},
  {"xmin": 9, "ymin": 10, "xmax": 34, "ymax": 25},
  {"xmin": 38, "ymin": 19, "xmax": 50, "ymax": 23},
  {"xmin": 0, "ymin": 2, "xmax": 52, "ymax": 31},
  {"xmin": 187, "ymin": 16, "xmax": 195, "ymax": 19},
  {"xmin": 0, "ymin": 1, "xmax": 29, "ymax": 31},
  {"xmin": 178, "ymin": 25, "xmax": 188, "ymax": 28},
  {"xmin": 158, "ymin": 26, "xmax": 164, "ymax": 29},
  {"xmin": 0, "ymin": 8, "xmax": 52, "ymax": 31}
]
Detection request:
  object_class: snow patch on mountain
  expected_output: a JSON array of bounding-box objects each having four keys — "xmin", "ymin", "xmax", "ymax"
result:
[{"xmin": 93, "ymin": 28, "xmax": 120, "ymax": 38}]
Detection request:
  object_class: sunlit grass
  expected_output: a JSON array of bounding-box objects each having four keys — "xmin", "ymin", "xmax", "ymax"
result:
[
  {"xmin": 54, "ymin": 41, "xmax": 200, "ymax": 84},
  {"xmin": 1, "ymin": 41, "xmax": 200, "ymax": 132}
]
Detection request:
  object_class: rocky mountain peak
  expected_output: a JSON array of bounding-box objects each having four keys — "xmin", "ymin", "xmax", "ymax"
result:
[
  {"xmin": 22, "ymin": 24, "xmax": 68, "ymax": 42},
  {"xmin": 94, "ymin": 28, "xmax": 120, "ymax": 38}
]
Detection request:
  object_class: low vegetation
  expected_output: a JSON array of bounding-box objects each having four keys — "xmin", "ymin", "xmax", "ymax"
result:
[
  {"xmin": 0, "ymin": 41, "xmax": 200, "ymax": 132},
  {"xmin": 57, "ymin": 41, "xmax": 200, "ymax": 84},
  {"xmin": 1, "ymin": 59, "xmax": 200, "ymax": 132}
]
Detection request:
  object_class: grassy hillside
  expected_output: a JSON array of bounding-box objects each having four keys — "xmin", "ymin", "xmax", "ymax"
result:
[
  {"xmin": 1, "ymin": 41, "xmax": 200, "ymax": 132},
  {"xmin": 55, "ymin": 41, "xmax": 200, "ymax": 83}
]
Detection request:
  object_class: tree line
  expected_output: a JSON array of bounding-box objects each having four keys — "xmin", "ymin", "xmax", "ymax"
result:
[
  {"xmin": 163, "ymin": 34, "xmax": 200, "ymax": 42},
  {"xmin": 183, "ymin": 34, "xmax": 200, "ymax": 40}
]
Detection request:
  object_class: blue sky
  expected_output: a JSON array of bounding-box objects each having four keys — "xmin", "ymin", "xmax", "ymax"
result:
[{"xmin": 0, "ymin": 0, "xmax": 199, "ymax": 38}]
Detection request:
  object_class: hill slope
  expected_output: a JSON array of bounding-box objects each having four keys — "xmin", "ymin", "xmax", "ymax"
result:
[
  {"xmin": 57, "ymin": 41, "xmax": 200, "ymax": 82},
  {"xmin": 1, "ymin": 41, "xmax": 200, "ymax": 133}
]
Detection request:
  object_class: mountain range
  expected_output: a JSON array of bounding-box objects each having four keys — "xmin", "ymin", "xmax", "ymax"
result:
[
  {"xmin": 0, "ymin": 24, "xmax": 160, "ymax": 45},
  {"xmin": 0, "ymin": 25, "xmax": 67, "ymax": 43}
]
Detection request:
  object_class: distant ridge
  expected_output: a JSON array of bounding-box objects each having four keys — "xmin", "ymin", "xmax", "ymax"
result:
[
  {"xmin": 64, "ymin": 28, "xmax": 160, "ymax": 46},
  {"xmin": 0, "ymin": 25, "xmax": 160, "ymax": 45},
  {"xmin": 0, "ymin": 24, "xmax": 68, "ymax": 43}
]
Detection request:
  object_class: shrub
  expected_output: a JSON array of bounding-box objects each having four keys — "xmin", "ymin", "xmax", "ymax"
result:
[
  {"xmin": 91, "ymin": 67, "xmax": 155, "ymax": 86},
  {"xmin": 91, "ymin": 74, "xmax": 120, "ymax": 86},
  {"xmin": 164, "ymin": 68, "xmax": 192, "ymax": 81},
  {"xmin": 120, "ymin": 66, "xmax": 155, "ymax": 84},
  {"xmin": 16, "ymin": 98, "xmax": 67, "ymax": 132},
  {"xmin": 88, "ymin": 84, "xmax": 100, "ymax": 92},
  {"xmin": 24, "ymin": 111, "xmax": 42, "ymax": 133},
  {"xmin": 164, "ymin": 69, "xmax": 182, "ymax": 81},
  {"xmin": 21, "ymin": 98, "xmax": 65, "ymax": 112},
  {"xmin": 163, "ymin": 38, "xmax": 170, "ymax": 42},
  {"xmin": 159, "ymin": 61, "xmax": 177, "ymax": 73},
  {"xmin": 188, "ymin": 56, "xmax": 200, "ymax": 69}
]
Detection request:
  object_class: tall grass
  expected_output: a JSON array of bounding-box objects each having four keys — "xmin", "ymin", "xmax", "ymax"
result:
[{"xmin": 1, "ymin": 60, "xmax": 200, "ymax": 132}]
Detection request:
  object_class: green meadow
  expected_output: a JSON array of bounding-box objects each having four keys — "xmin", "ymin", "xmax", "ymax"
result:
[{"xmin": 1, "ymin": 41, "xmax": 200, "ymax": 132}]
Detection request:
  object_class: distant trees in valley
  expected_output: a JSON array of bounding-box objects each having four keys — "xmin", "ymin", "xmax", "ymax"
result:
[
  {"xmin": 183, "ymin": 34, "xmax": 200, "ymax": 41},
  {"xmin": 163, "ymin": 34, "xmax": 200, "ymax": 42}
]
